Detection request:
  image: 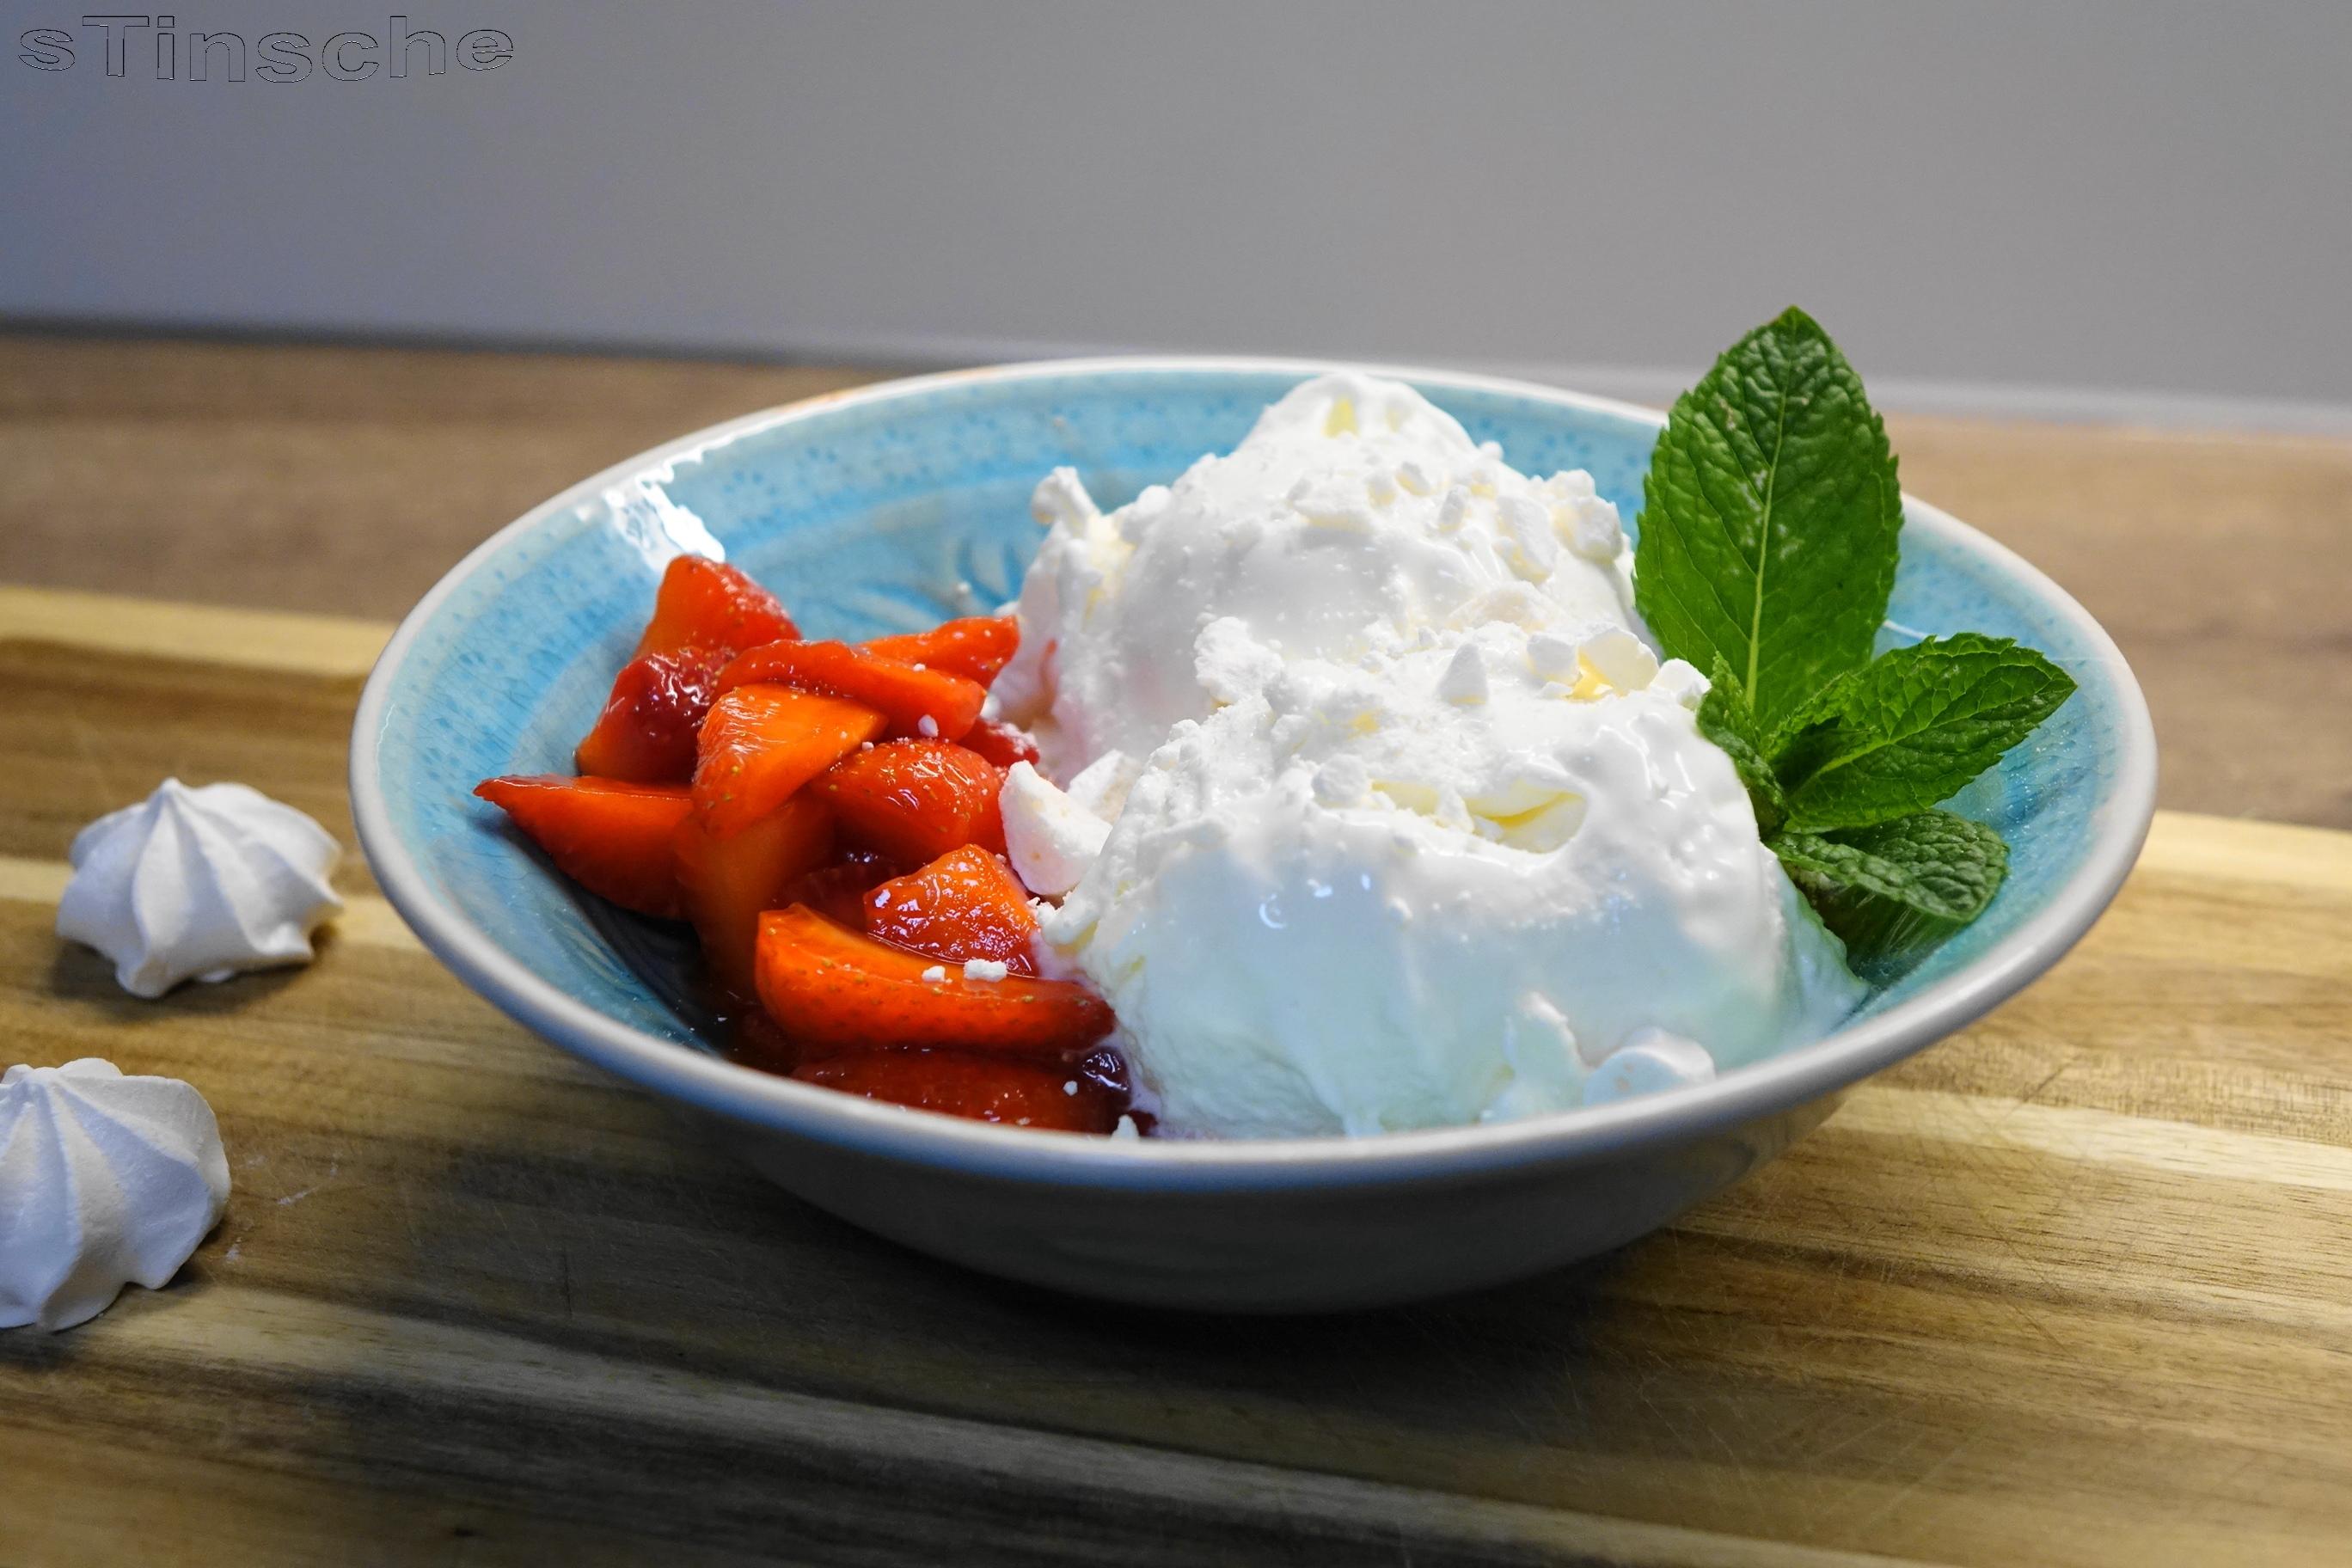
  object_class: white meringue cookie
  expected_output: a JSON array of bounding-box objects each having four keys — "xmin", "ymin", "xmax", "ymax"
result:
[
  {"xmin": 1, "ymin": 1059, "xmax": 230, "ymax": 1332},
  {"xmin": 57, "ymin": 779, "xmax": 341, "ymax": 999}
]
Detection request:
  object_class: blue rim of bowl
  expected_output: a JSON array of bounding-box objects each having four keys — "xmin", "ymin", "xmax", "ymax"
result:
[{"xmin": 350, "ymin": 355, "xmax": 2159, "ymax": 1193}]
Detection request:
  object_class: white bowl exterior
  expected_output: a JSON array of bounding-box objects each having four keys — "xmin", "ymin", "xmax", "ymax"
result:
[{"xmin": 700, "ymin": 1096, "xmax": 1841, "ymax": 1312}]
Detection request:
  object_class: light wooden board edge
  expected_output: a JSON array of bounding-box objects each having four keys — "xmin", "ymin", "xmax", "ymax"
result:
[
  {"xmin": 0, "ymin": 585, "xmax": 392, "ymax": 677},
  {"xmin": 0, "ymin": 855, "xmax": 416, "ymax": 951}
]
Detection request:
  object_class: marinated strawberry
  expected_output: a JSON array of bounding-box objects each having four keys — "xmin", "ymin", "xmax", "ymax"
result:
[
  {"xmin": 574, "ymin": 645, "xmax": 726, "ymax": 782},
  {"xmin": 755, "ymin": 905, "xmax": 1113, "ymax": 1057},
  {"xmin": 675, "ymin": 795, "xmax": 835, "ymax": 1000},
  {"xmin": 787, "ymin": 848, "xmax": 905, "ymax": 928},
  {"xmin": 727, "ymin": 1007, "xmax": 800, "ymax": 1075},
  {"xmin": 959, "ymin": 718, "xmax": 1042, "ymax": 769},
  {"xmin": 861, "ymin": 616, "xmax": 1020, "ymax": 685},
  {"xmin": 793, "ymin": 1049, "xmax": 1122, "ymax": 1132},
  {"xmin": 693, "ymin": 685, "xmax": 885, "ymax": 836},
  {"xmin": 634, "ymin": 555, "xmax": 797, "ymax": 659},
  {"xmin": 714, "ymin": 640, "xmax": 986, "ymax": 742},
  {"xmin": 482, "ymin": 586, "xmax": 1139, "ymax": 1135},
  {"xmin": 473, "ymin": 775, "xmax": 691, "ymax": 918},
  {"xmin": 816, "ymin": 739, "xmax": 1006, "ymax": 864},
  {"xmin": 863, "ymin": 845, "xmax": 1038, "ymax": 973},
  {"xmin": 1071, "ymin": 1043, "xmax": 1132, "ymax": 1099}
]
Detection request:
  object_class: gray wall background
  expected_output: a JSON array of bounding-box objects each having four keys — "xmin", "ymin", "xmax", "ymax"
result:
[{"xmin": 6, "ymin": 2, "xmax": 2349, "ymax": 425}]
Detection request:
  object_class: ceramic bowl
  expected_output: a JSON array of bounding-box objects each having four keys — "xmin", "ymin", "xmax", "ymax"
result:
[{"xmin": 350, "ymin": 358, "xmax": 2156, "ymax": 1312}]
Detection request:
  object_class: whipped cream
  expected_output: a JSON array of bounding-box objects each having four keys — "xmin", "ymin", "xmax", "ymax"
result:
[
  {"xmin": 57, "ymin": 779, "xmax": 341, "ymax": 999},
  {"xmin": 992, "ymin": 374, "xmax": 1635, "ymax": 780},
  {"xmin": 1, "ymin": 1059, "xmax": 230, "ymax": 1332},
  {"xmin": 995, "ymin": 374, "xmax": 1865, "ymax": 1138}
]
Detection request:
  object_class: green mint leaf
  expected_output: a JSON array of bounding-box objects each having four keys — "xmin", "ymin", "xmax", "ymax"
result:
[
  {"xmin": 1772, "ymin": 634, "xmax": 2077, "ymax": 831},
  {"xmin": 1695, "ymin": 658, "xmax": 1785, "ymax": 836},
  {"xmin": 1634, "ymin": 306, "xmax": 1903, "ymax": 734},
  {"xmin": 1773, "ymin": 810, "xmax": 2008, "ymax": 961}
]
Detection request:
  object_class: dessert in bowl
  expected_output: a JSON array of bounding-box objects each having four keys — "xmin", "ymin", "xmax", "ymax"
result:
[{"xmin": 351, "ymin": 347, "xmax": 2153, "ymax": 1310}]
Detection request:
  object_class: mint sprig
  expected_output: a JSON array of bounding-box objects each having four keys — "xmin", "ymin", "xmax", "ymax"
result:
[
  {"xmin": 1772, "ymin": 634, "xmax": 2077, "ymax": 831},
  {"xmin": 1774, "ymin": 812, "xmax": 2010, "ymax": 959},
  {"xmin": 1694, "ymin": 659, "xmax": 1785, "ymax": 838},
  {"xmin": 1636, "ymin": 309, "xmax": 2076, "ymax": 967},
  {"xmin": 1634, "ymin": 306, "xmax": 1902, "ymax": 735}
]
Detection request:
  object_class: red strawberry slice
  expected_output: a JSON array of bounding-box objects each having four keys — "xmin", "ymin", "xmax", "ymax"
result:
[
  {"xmin": 959, "ymin": 718, "xmax": 1042, "ymax": 769},
  {"xmin": 473, "ymin": 775, "xmax": 691, "ymax": 918},
  {"xmin": 861, "ymin": 616, "xmax": 1020, "ymax": 686},
  {"xmin": 793, "ymin": 1048, "xmax": 1123, "ymax": 1132},
  {"xmin": 815, "ymin": 739, "xmax": 1006, "ymax": 864},
  {"xmin": 692, "ymin": 685, "xmax": 885, "ymax": 836},
  {"xmin": 675, "ymin": 794, "xmax": 835, "ymax": 1001},
  {"xmin": 714, "ymin": 640, "xmax": 986, "ymax": 742},
  {"xmin": 787, "ymin": 848, "xmax": 906, "ymax": 930},
  {"xmin": 575, "ymin": 645, "xmax": 727, "ymax": 783},
  {"xmin": 634, "ymin": 555, "xmax": 797, "ymax": 660},
  {"xmin": 755, "ymin": 905, "xmax": 1113, "ymax": 1057},
  {"xmin": 862, "ymin": 845, "xmax": 1038, "ymax": 974}
]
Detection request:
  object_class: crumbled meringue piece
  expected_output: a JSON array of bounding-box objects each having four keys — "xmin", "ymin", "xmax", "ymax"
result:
[
  {"xmin": 1526, "ymin": 631, "xmax": 1584, "ymax": 683},
  {"xmin": 1580, "ymin": 1029, "xmax": 1718, "ymax": 1106},
  {"xmin": 1065, "ymin": 750, "xmax": 1144, "ymax": 820},
  {"xmin": 1578, "ymin": 629, "xmax": 1661, "ymax": 693},
  {"xmin": 1651, "ymin": 658, "xmax": 1711, "ymax": 710},
  {"xmin": 1436, "ymin": 643, "xmax": 1490, "ymax": 706},
  {"xmin": 999, "ymin": 763, "xmax": 1111, "ymax": 897}
]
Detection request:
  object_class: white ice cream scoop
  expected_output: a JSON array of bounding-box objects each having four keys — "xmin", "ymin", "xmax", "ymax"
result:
[{"xmin": 1006, "ymin": 374, "xmax": 1863, "ymax": 1138}]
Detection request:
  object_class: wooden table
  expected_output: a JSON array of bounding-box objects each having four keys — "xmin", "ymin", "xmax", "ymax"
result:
[{"xmin": 4, "ymin": 335, "xmax": 2349, "ymax": 1565}]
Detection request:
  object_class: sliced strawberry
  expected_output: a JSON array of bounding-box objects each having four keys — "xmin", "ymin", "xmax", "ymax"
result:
[
  {"xmin": 793, "ymin": 1048, "xmax": 1122, "ymax": 1132},
  {"xmin": 788, "ymin": 848, "xmax": 905, "ymax": 929},
  {"xmin": 861, "ymin": 616, "xmax": 1020, "ymax": 686},
  {"xmin": 575, "ymin": 645, "xmax": 726, "ymax": 783},
  {"xmin": 959, "ymin": 718, "xmax": 1042, "ymax": 769},
  {"xmin": 634, "ymin": 555, "xmax": 798, "ymax": 660},
  {"xmin": 815, "ymin": 739, "xmax": 1006, "ymax": 864},
  {"xmin": 714, "ymin": 641, "xmax": 986, "ymax": 742},
  {"xmin": 693, "ymin": 685, "xmax": 885, "ymax": 836},
  {"xmin": 473, "ymin": 775, "xmax": 691, "ymax": 918},
  {"xmin": 675, "ymin": 794, "xmax": 835, "ymax": 1001},
  {"xmin": 755, "ymin": 905, "xmax": 1114, "ymax": 1057},
  {"xmin": 863, "ymin": 846, "xmax": 1038, "ymax": 974}
]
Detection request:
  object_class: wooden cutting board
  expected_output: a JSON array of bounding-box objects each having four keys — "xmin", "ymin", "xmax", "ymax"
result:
[{"xmin": 4, "ymin": 585, "xmax": 2349, "ymax": 1568}]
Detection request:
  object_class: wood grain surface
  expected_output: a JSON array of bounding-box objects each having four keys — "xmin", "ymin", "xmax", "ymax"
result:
[{"xmin": 4, "ymin": 336, "xmax": 2352, "ymax": 1566}]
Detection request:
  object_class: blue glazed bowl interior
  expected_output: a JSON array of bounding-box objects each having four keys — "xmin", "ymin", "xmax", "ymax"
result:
[{"xmin": 366, "ymin": 364, "xmax": 2132, "ymax": 1075}]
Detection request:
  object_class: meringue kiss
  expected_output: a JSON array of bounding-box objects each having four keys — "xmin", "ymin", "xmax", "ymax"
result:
[
  {"xmin": 57, "ymin": 779, "xmax": 341, "ymax": 999},
  {"xmin": 1, "ymin": 1059, "xmax": 231, "ymax": 1332}
]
